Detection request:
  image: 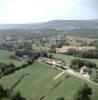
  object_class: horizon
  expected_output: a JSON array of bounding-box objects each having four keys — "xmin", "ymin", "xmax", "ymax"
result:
[
  {"xmin": 0, "ymin": 0, "xmax": 97, "ymax": 24},
  {"xmin": 0, "ymin": 19, "xmax": 98, "ymax": 25}
]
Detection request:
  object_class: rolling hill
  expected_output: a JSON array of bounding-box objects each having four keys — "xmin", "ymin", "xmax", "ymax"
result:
[{"xmin": 0, "ymin": 20, "xmax": 98, "ymax": 30}]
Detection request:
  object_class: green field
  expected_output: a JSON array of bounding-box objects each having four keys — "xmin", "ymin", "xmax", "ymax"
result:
[
  {"xmin": 0, "ymin": 50, "xmax": 25, "ymax": 66},
  {"xmin": 0, "ymin": 37, "xmax": 98, "ymax": 100},
  {"xmin": 0, "ymin": 61, "xmax": 98, "ymax": 100},
  {"xmin": 67, "ymin": 36, "xmax": 97, "ymax": 46}
]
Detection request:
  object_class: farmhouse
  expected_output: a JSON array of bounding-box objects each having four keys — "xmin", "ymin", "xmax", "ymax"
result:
[
  {"xmin": 80, "ymin": 66, "xmax": 91, "ymax": 74},
  {"xmin": 56, "ymin": 45, "xmax": 96, "ymax": 53},
  {"xmin": 80, "ymin": 66, "xmax": 91, "ymax": 78},
  {"xmin": 56, "ymin": 45, "xmax": 77, "ymax": 53},
  {"xmin": 78, "ymin": 46, "xmax": 96, "ymax": 52},
  {"xmin": 38, "ymin": 57, "xmax": 67, "ymax": 69}
]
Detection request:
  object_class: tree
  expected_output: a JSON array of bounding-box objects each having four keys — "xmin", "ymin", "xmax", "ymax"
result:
[
  {"xmin": 94, "ymin": 70, "xmax": 98, "ymax": 82},
  {"xmin": 40, "ymin": 51, "xmax": 48, "ymax": 57},
  {"xmin": 56, "ymin": 97, "xmax": 65, "ymax": 100},
  {"xmin": 11, "ymin": 91, "xmax": 26, "ymax": 100},
  {"xmin": 49, "ymin": 45, "xmax": 56, "ymax": 53},
  {"xmin": 0, "ymin": 84, "xmax": 5, "ymax": 98},
  {"xmin": 70, "ymin": 59, "xmax": 96, "ymax": 71},
  {"xmin": 73, "ymin": 84, "xmax": 92, "ymax": 100},
  {"xmin": 48, "ymin": 54, "xmax": 53, "ymax": 59},
  {"xmin": 79, "ymin": 51, "xmax": 98, "ymax": 59},
  {"xmin": 10, "ymin": 63, "xmax": 16, "ymax": 69},
  {"xmin": 25, "ymin": 43, "xmax": 32, "ymax": 51},
  {"xmin": 67, "ymin": 49, "xmax": 78, "ymax": 55}
]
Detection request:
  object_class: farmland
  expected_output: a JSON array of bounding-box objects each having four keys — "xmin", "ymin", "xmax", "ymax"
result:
[
  {"xmin": 0, "ymin": 50, "xmax": 25, "ymax": 66},
  {"xmin": 0, "ymin": 61, "xmax": 98, "ymax": 100},
  {"xmin": 0, "ymin": 31, "xmax": 98, "ymax": 100}
]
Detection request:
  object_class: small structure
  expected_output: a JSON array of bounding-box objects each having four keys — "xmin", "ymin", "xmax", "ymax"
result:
[
  {"xmin": 80, "ymin": 66, "xmax": 91, "ymax": 78},
  {"xmin": 80, "ymin": 66, "xmax": 91, "ymax": 74}
]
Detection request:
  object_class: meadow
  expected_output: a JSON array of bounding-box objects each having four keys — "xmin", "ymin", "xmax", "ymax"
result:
[
  {"xmin": 0, "ymin": 50, "xmax": 25, "ymax": 66},
  {"xmin": 0, "ymin": 61, "xmax": 98, "ymax": 100}
]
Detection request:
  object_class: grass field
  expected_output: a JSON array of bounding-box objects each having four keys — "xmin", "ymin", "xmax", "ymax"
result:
[
  {"xmin": 0, "ymin": 36, "xmax": 98, "ymax": 100},
  {"xmin": 0, "ymin": 62, "xmax": 98, "ymax": 100},
  {"xmin": 0, "ymin": 50, "xmax": 25, "ymax": 66},
  {"xmin": 67, "ymin": 36, "xmax": 97, "ymax": 46}
]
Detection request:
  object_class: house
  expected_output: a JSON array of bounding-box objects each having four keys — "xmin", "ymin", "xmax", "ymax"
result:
[
  {"xmin": 80, "ymin": 66, "xmax": 91, "ymax": 78},
  {"xmin": 56, "ymin": 45, "xmax": 96, "ymax": 53},
  {"xmin": 66, "ymin": 36, "xmax": 74, "ymax": 40},
  {"xmin": 80, "ymin": 66, "xmax": 91, "ymax": 74},
  {"xmin": 78, "ymin": 46, "xmax": 96, "ymax": 52},
  {"xmin": 56, "ymin": 45, "xmax": 77, "ymax": 53}
]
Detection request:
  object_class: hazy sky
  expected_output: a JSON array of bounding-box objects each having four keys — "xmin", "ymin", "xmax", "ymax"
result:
[{"xmin": 0, "ymin": 0, "xmax": 97, "ymax": 24}]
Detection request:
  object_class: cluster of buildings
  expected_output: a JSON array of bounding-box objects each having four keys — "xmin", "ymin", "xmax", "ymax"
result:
[
  {"xmin": 38, "ymin": 57, "xmax": 91, "ymax": 78},
  {"xmin": 38, "ymin": 57, "xmax": 67, "ymax": 69},
  {"xmin": 56, "ymin": 45, "xmax": 96, "ymax": 53}
]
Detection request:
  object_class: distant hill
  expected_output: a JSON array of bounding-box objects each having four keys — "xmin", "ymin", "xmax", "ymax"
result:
[{"xmin": 0, "ymin": 20, "xmax": 98, "ymax": 30}]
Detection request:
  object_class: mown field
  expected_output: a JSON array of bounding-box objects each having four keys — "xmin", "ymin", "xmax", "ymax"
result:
[
  {"xmin": 0, "ymin": 61, "xmax": 98, "ymax": 100},
  {"xmin": 0, "ymin": 50, "xmax": 25, "ymax": 66}
]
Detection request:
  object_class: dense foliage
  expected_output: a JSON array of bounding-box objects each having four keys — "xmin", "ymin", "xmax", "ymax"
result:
[
  {"xmin": 0, "ymin": 84, "xmax": 26, "ymax": 100},
  {"xmin": 73, "ymin": 84, "xmax": 92, "ymax": 100},
  {"xmin": 70, "ymin": 59, "xmax": 96, "ymax": 70}
]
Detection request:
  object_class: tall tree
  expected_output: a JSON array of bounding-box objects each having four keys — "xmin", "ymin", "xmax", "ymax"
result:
[{"xmin": 73, "ymin": 84, "xmax": 92, "ymax": 100}]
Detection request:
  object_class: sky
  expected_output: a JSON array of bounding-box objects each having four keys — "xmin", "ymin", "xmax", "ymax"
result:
[{"xmin": 0, "ymin": 0, "xmax": 97, "ymax": 24}]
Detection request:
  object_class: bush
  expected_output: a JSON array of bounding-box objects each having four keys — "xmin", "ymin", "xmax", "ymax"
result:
[
  {"xmin": 73, "ymin": 84, "xmax": 92, "ymax": 100},
  {"xmin": 70, "ymin": 59, "xmax": 96, "ymax": 70},
  {"xmin": 56, "ymin": 97, "xmax": 65, "ymax": 100}
]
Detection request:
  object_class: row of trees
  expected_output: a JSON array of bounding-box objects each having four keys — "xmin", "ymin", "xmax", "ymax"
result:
[
  {"xmin": 14, "ymin": 50, "xmax": 53, "ymax": 60},
  {"xmin": 66, "ymin": 49, "xmax": 98, "ymax": 59},
  {"xmin": 0, "ymin": 59, "xmax": 34, "ymax": 78},
  {"xmin": 0, "ymin": 42, "xmax": 32, "ymax": 51}
]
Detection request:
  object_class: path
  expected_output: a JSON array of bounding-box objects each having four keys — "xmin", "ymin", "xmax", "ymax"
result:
[{"xmin": 53, "ymin": 71, "xmax": 65, "ymax": 80}]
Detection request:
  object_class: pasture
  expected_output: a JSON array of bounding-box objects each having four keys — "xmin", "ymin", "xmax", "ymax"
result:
[
  {"xmin": 0, "ymin": 50, "xmax": 25, "ymax": 66},
  {"xmin": 0, "ymin": 62, "xmax": 98, "ymax": 100}
]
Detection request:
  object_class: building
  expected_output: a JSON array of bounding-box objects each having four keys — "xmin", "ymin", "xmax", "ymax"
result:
[
  {"xmin": 80, "ymin": 66, "xmax": 91, "ymax": 74},
  {"xmin": 56, "ymin": 45, "xmax": 77, "ymax": 53},
  {"xmin": 80, "ymin": 66, "xmax": 91, "ymax": 78},
  {"xmin": 78, "ymin": 46, "xmax": 96, "ymax": 52},
  {"xmin": 56, "ymin": 45, "xmax": 96, "ymax": 53}
]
